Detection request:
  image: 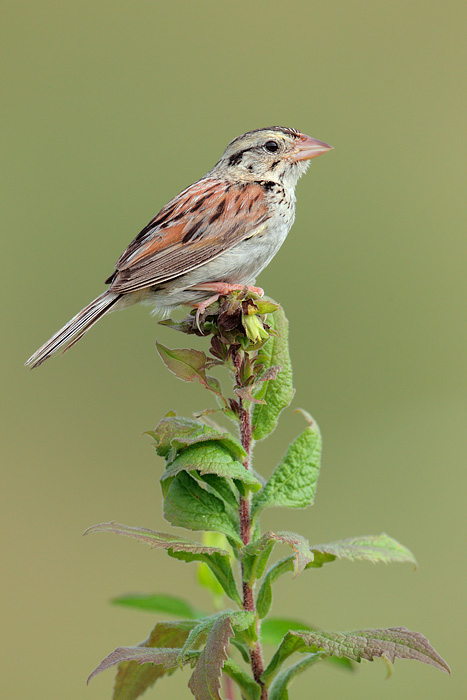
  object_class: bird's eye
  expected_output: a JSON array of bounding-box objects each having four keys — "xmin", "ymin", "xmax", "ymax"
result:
[{"xmin": 264, "ymin": 140, "xmax": 279, "ymax": 153}]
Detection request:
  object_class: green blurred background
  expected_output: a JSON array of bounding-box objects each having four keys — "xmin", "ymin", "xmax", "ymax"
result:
[{"xmin": 2, "ymin": 1, "xmax": 465, "ymax": 698}]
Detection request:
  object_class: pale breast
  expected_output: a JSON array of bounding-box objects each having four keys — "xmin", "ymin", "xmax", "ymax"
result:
[{"xmin": 152, "ymin": 182, "xmax": 295, "ymax": 308}]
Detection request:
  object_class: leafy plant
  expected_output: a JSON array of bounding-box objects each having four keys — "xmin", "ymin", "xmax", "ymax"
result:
[{"xmin": 85, "ymin": 291, "xmax": 449, "ymax": 699}]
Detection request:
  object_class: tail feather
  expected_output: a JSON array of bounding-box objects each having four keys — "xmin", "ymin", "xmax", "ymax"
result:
[{"xmin": 25, "ymin": 292, "xmax": 121, "ymax": 368}]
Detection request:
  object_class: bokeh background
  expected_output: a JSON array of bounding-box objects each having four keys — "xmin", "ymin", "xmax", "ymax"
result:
[{"xmin": 2, "ymin": 2, "xmax": 465, "ymax": 698}]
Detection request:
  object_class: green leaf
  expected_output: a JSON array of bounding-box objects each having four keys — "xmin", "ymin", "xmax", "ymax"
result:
[
  {"xmin": 310, "ymin": 533, "xmax": 417, "ymax": 567},
  {"xmin": 252, "ymin": 413, "xmax": 321, "ymax": 516},
  {"xmin": 242, "ymin": 531, "xmax": 314, "ymax": 583},
  {"xmin": 196, "ymin": 533, "xmax": 231, "ymax": 607},
  {"xmin": 255, "ymin": 299, "xmax": 280, "ymax": 315},
  {"xmin": 179, "ymin": 612, "xmax": 255, "ymax": 667},
  {"xmin": 111, "ymin": 594, "xmax": 204, "ymax": 619},
  {"xmin": 89, "ymin": 620, "xmax": 196, "ymax": 698},
  {"xmin": 163, "ymin": 471, "xmax": 242, "ymax": 545},
  {"xmin": 169, "ymin": 549, "xmax": 241, "ymax": 606},
  {"xmin": 88, "ymin": 647, "xmax": 181, "ymax": 686},
  {"xmin": 269, "ymin": 653, "xmax": 324, "ymax": 700},
  {"xmin": 150, "ymin": 415, "xmax": 246, "ymax": 463},
  {"xmin": 223, "ymin": 659, "xmax": 262, "ymax": 700},
  {"xmin": 196, "ymin": 473, "xmax": 239, "ymax": 518},
  {"xmin": 156, "ymin": 343, "xmax": 208, "ymax": 383},
  {"xmin": 84, "ymin": 520, "xmax": 240, "ymax": 605},
  {"xmin": 252, "ymin": 305, "xmax": 294, "ymax": 440},
  {"xmin": 83, "ymin": 521, "xmax": 229, "ymax": 554},
  {"xmin": 161, "ymin": 441, "xmax": 261, "ymax": 492},
  {"xmin": 256, "ymin": 552, "xmax": 335, "ymax": 619},
  {"xmin": 257, "ymin": 558, "xmax": 293, "ymax": 619},
  {"xmin": 261, "ymin": 618, "xmax": 313, "ymax": 646},
  {"xmin": 156, "ymin": 343, "xmax": 227, "ymax": 404},
  {"xmin": 260, "ymin": 619, "xmax": 355, "ymax": 675},
  {"xmin": 262, "ymin": 627, "xmax": 450, "ymax": 685},
  {"xmin": 188, "ymin": 616, "xmax": 234, "ymax": 700}
]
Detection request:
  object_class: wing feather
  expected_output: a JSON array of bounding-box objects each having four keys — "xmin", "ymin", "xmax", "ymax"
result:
[{"xmin": 107, "ymin": 179, "xmax": 269, "ymax": 294}]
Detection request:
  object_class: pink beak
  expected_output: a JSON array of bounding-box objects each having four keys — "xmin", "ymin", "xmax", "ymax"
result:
[{"xmin": 291, "ymin": 133, "xmax": 333, "ymax": 161}]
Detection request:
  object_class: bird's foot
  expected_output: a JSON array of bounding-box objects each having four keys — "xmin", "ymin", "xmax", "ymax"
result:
[
  {"xmin": 195, "ymin": 293, "xmax": 221, "ymax": 332},
  {"xmin": 192, "ymin": 283, "xmax": 264, "ymax": 333}
]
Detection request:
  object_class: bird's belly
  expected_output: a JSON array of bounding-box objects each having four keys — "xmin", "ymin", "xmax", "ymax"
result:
[{"xmin": 149, "ymin": 217, "xmax": 292, "ymax": 310}]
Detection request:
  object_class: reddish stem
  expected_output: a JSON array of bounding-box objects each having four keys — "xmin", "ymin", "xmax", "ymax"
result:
[{"xmin": 233, "ymin": 350, "xmax": 268, "ymax": 699}]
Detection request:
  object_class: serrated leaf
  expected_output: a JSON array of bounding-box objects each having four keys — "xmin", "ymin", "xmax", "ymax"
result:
[
  {"xmin": 156, "ymin": 343, "xmax": 208, "ymax": 383},
  {"xmin": 88, "ymin": 647, "xmax": 180, "ymax": 685},
  {"xmin": 223, "ymin": 658, "xmax": 262, "ymax": 700},
  {"xmin": 163, "ymin": 471, "xmax": 242, "ymax": 545},
  {"xmin": 252, "ymin": 305, "xmax": 294, "ymax": 440},
  {"xmin": 161, "ymin": 441, "xmax": 261, "ymax": 492},
  {"xmin": 252, "ymin": 415, "xmax": 321, "ymax": 516},
  {"xmin": 150, "ymin": 415, "xmax": 246, "ymax": 463},
  {"xmin": 256, "ymin": 552, "xmax": 335, "ymax": 619},
  {"xmin": 83, "ymin": 521, "xmax": 229, "ymax": 554},
  {"xmin": 310, "ymin": 533, "xmax": 417, "ymax": 567},
  {"xmin": 242, "ymin": 531, "xmax": 314, "ymax": 583},
  {"xmin": 84, "ymin": 520, "xmax": 240, "ymax": 605},
  {"xmin": 262, "ymin": 627, "xmax": 450, "ymax": 684},
  {"xmin": 188, "ymin": 616, "xmax": 234, "ymax": 700},
  {"xmin": 180, "ymin": 612, "xmax": 255, "ymax": 667},
  {"xmin": 156, "ymin": 343, "xmax": 227, "ymax": 404},
  {"xmin": 270, "ymin": 654, "xmax": 323, "ymax": 700},
  {"xmin": 89, "ymin": 620, "xmax": 196, "ymax": 698},
  {"xmin": 111, "ymin": 594, "xmax": 204, "ymax": 619},
  {"xmin": 179, "ymin": 616, "xmax": 220, "ymax": 667}
]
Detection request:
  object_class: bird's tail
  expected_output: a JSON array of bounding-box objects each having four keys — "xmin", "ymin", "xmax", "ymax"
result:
[{"xmin": 25, "ymin": 291, "xmax": 121, "ymax": 368}]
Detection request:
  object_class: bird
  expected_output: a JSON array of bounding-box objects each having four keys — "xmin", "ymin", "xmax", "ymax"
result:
[{"xmin": 25, "ymin": 126, "xmax": 332, "ymax": 368}]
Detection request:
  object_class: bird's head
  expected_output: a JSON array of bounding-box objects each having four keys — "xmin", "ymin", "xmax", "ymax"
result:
[{"xmin": 212, "ymin": 126, "xmax": 333, "ymax": 187}]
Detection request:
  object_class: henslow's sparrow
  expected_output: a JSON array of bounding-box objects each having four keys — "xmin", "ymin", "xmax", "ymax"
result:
[{"xmin": 26, "ymin": 127, "xmax": 332, "ymax": 368}]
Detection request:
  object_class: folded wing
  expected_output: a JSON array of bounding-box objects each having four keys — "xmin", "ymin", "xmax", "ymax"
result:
[{"xmin": 107, "ymin": 179, "xmax": 270, "ymax": 294}]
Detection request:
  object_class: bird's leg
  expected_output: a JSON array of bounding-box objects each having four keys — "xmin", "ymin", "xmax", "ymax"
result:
[{"xmin": 192, "ymin": 283, "xmax": 265, "ymax": 332}]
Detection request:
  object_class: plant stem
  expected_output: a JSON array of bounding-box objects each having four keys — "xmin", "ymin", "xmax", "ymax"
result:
[{"xmin": 234, "ymin": 351, "xmax": 268, "ymax": 700}]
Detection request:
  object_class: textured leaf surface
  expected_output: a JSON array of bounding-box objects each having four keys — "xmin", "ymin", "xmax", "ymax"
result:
[
  {"xmin": 310, "ymin": 533, "xmax": 417, "ymax": 567},
  {"xmin": 111, "ymin": 593, "xmax": 204, "ymax": 619},
  {"xmin": 180, "ymin": 611, "xmax": 255, "ymax": 667},
  {"xmin": 84, "ymin": 521, "xmax": 229, "ymax": 554},
  {"xmin": 252, "ymin": 305, "xmax": 294, "ymax": 440},
  {"xmin": 161, "ymin": 441, "xmax": 260, "ymax": 491},
  {"xmin": 252, "ymin": 415, "xmax": 321, "ymax": 515},
  {"xmin": 89, "ymin": 647, "xmax": 180, "ymax": 685},
  {"xmin": 262, "ymin": 627, "xmax": 450, "ymax": 684},
  {"xmin": 188, "ymin": 616, "xmax": 234, "ymax": 700},
  {"xmin": 150, "ymin": 415, "xmax": 246, "ymax": 462},
  {"xmin": 269, "ymin": 653, "xmax": 323, "ymax": 700},
  {"xmin": 260, "ymin": 619, "xmax": 353, "ymax": 671},
  {"xmin": 242, "ymin": 531, "xmax": 314, "ymax": 583},
  {"xmin": 84, "ymin": 521, "xmax": 240, "ymax": 604},
  {"xmin": 163, "ymin": 471, "xmax": 242, "ymax": 544},
  {"xmin": 156, "ymin": 343, "xmax": 208, "ymax": 383},
  {"xmin": 89, "ymin": 621, "xmax": 196, "ymax": 699}
]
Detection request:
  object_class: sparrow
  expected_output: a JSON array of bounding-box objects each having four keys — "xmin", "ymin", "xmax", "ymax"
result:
[{"xmin": 25, "ymin": 126, "xmax": 332, "ymax": 368}]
